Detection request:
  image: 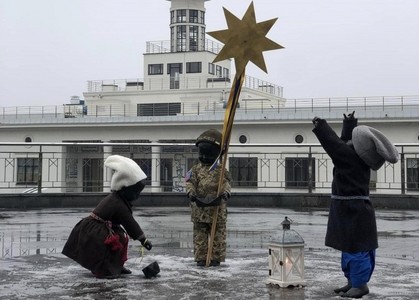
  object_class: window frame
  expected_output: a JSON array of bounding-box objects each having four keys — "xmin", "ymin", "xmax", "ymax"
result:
[
  {"xmin": 186, "ymin": 62, "xmax": 202, "ymax": 73},
  {"xmin": 16, "ymin": 157, "xmax": 39, "ymax": 185},
  {"xmin": 229, "ymin": 157, "xmax": 258, "ymax": 187},
  {"xmin": 148, "ymin": 64, "xmax": 164, "ymax": 75},
  {"xmin": 285, "ymin": 157, "xmax": 315, "ymax": 188}
]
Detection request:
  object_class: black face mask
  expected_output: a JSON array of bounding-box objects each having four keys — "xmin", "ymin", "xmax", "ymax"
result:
[
  {"xmin": 198, "ymin": 142, "xmax": 220, "ymax": 165},
  {"xmin": 117, "ymin": 180, "xmax": 146, "ymax": 202}
]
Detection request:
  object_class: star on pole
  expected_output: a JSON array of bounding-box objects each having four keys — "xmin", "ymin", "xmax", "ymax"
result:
[{"xmin": 207, "ymin": 1, "xmax": 283, "ymax": 75}]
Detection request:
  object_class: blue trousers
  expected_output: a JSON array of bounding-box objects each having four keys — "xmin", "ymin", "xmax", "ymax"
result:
[{"xmin": 341, "ymin": 250, "xmax": 376, "ymax": 288}]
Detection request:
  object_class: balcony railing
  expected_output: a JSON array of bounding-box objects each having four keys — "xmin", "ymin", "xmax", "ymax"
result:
[
  {"xmin": 1, "ymin": 95, "xmax": 419, "ymax": 121},
  {"xmin": 0, "ymin": 141, "xmax": 416, "ymax": 195},
  {"xmin": 86, "ymin": 74, "xmax": 284, "ymax": 97},
  {"xmin": 145, "ymin": 38, "xmax": 224, "ymax": 55}
]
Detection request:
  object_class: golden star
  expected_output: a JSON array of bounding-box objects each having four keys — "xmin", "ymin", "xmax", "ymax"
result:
[{"xmin": 207, "ymin": 2, "xmax": 284, "ymax": 75}]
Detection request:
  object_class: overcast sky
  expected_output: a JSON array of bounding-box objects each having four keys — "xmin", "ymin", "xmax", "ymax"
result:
[{"xmin": 1, "ymin": 0, "xmax": 418, "ymax": 106}]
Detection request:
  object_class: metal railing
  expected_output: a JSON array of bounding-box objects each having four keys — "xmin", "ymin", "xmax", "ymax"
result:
[
  {"xmin": 1, "ymin": 95, "xmax": 419, "ymax": 121},
  {"xmin": 85, "ymin": 74, "xmax": 283, "ymax": 97},
  {"xmin": 0, "ymin": 141, "xmax": 417, "ymax": 195},
  {"xmin": 145, "ymin": 38, "xmax": 224, "ymax": 55}
]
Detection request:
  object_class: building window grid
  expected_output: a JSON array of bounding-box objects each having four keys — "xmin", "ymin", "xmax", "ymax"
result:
[
  {"xmin": 189, "ymin": 10, "xmax": 198, "ymax": 23},
  {"xmin": 200, "ymin": 11, "xmax": 205, "ymax": 24},
  {"xmin": 189, "ymin": 26, "xmax": 198, "ymax": 51},
  {"xmin": 216, "ymin": 65, "xmax": 222, "ymax": 77},
  {"xmin": 229, "ymin": 157, "xmax": 258, "ymax": 187},
  {"xmin": 176, "ymin": 9, "xmax": 186, "ymax": 23},
  {"xmin": 186, "ymin": 62, "xmax": 202, "ymax": 73},
  {"xmin": 148, "ymin": 64, "xmax": 164, "ymax": 75},
  {"xmin": 208, "ymin": 63, "xmax": 215, "ymax": 75},
  {"xmin": 17, "ymin": 158, "xmax": 39, "ymax": 185},
  {"xmin": 285, "ymin": 157, "xmax": 315, "ymax": 188},
  {"xmin": 177, "ymin": 25, "xmax": 187, "ymax": 52}
]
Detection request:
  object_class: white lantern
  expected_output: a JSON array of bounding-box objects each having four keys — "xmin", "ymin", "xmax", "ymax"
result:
[{"xmin": 267, "ymin": 217, "xmax": 306, "ymax": 288}]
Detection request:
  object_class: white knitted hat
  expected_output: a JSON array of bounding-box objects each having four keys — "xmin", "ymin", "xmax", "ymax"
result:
[
  {"xmin": 352, "ymin": 125, "xmax": 399, "ymax": 171},
  {"xmin": 104, "ymin": 155, "xmax": 147, "ymax": 191}
]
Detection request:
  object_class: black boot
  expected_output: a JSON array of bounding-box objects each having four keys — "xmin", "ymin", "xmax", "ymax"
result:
[
  {"xmin": 196, "ymin": 260, "xmax": 205, "ymax": 267},
  {"xmin": 334, "ymin": 281, "xmax": 352, "ymax": 294},
  {"xmin": 121, "ymin": 266, "xmax": 132, "ymax": 274},
  {"xmin": 210, "ymin": 260, "xmax": 220, "ymax": 267},
  {"xmin": 341, "ymin": 284, "xmax": 369, "ymax": 298}
]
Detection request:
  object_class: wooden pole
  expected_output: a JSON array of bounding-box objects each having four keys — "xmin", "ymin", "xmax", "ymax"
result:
[{"xmin": 205, "ymin": 73, "xmax": 244, "ymax": 267}]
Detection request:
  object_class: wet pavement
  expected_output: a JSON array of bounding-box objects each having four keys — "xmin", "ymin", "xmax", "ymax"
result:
[{"xmin": 0, "ymin": 207, "xmax": 418, "ymax": 299}]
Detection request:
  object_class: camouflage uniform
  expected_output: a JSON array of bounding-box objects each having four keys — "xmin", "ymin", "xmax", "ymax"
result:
[{"xmin": 185, "ymin": 162, "xmax": 231, "ymax": 262}]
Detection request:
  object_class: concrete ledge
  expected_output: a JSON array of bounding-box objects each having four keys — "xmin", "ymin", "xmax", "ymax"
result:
[{"xmin": 0, "ymin": 193, "xmax": 418, "ymax": 210}]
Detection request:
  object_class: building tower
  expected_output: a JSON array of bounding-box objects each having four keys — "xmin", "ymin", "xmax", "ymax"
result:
[{"xmin": 168, "ymin": 0, "xmax": 209, "ymax": 52}]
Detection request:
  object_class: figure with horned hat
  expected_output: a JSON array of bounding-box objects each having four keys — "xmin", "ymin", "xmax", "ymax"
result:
[
  {"xmin": 312, "ymin": 112, "xmax": 399, "ymax": 298},
  {"xmin": 185, "ymin": 129, "xmax": 231, "ymax": 267},
  {"xmin": 62, "ymin": 155, "xmax": 153, "ymax": 279}
]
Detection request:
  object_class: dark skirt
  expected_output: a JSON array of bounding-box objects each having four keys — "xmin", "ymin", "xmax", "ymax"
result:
[
  {"xmin": 325, "ymin": 199, "xmax": 378, "ymax": 252},
  {"xmin": 62, "ymin": 217, "xmax": 127, "ymax": 277}
]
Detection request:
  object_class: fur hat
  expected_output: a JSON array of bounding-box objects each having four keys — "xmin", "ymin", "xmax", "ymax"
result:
[
  {"xmin": 104, "ymin": 155, "xmax": 147, "ymax": 191},
  {"xmin": 352, "ymin": 125, "xmax": 399, "ymax": 171}
]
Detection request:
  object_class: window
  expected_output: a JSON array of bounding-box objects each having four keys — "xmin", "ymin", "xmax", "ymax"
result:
[
  {"xmin": 407, "ymin": 158, "xmax": 419, "ymax": 190},
  {"xmin": 176, "ymin": 25, "xmax": 187, "ymax": 51},
  {"xmin": 208, "ymin": 63, "xmax": 215, "ymax": 75},
  {"xmin": 239, "ymin": 135, "xmax": 247, "ymax": 144},
  {"xmin": 189, "ymin": 26, "xmax": 198, "ymax": 51},
  {"xmin": 216, "ymin": 65, "xmax": 222, "ymax": 77},
  {"xmin": 295, "ymin": 135, "xmax": 304, "ymax": 144},
  {"xmin": 148, "ymin": 64, "xmax": 163, "ymax": 75},
  {"xmin": 137, "ymin": 103, "xmax": 181, "ymax": 116},
  {"xmin": 223, "ymin": 67, "xmax": 230, "ymax": 79},
  {"xmin": 176, "ymin": 9, "xmax": 186, "ymax": 23},
  {"xmin": 186, "ymin": 62, "xmax": 202, "ymax": 73},
  {"xmin": 17, "ymin": 158, "xmax": 39, "ymax": 184},
  {"xmin": 189, "ymin": 10, "xmax": 198, "ymax": 23},
  {"xmin": 200, "ymin": 11, "xmax": 205, "ymax": 24},
  {"xmin": 285, "ymin": 157, "xmax": 315, "ymax": 188},
  {"xmin": 229, "ymin": 157, "xmax": 257, "ymax": 187},
  {"xmin": 170, "ymin": 10, "xmax": 174, "ymax": 24},
  {"xmin": 167, "ymin": 63, "xmax": 183, "ymax": 75}
]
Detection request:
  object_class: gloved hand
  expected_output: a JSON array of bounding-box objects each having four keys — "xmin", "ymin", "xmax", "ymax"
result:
[
  {"xmin": 312, "ymin": 116, "xmax": 322, "ymax": 127},
  {"xmin": 220, "ymin": 191, "xmax": 230, "ymax": 201},
  {"xmin": 343, "ymin": 111, "xmax": 355, "ymax": 119},
  {"xmin": 187, "ymin": 192, "xmax": 197, "ymax": 202},
  {"xmin": 140, "ymin": 238, "xmax": 152, "ymax": 251}
]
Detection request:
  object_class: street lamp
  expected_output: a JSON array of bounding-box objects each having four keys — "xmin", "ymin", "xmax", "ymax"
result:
[{"xmin": 267, "ymin": 217, "xmax": 306, "ymax": 288}]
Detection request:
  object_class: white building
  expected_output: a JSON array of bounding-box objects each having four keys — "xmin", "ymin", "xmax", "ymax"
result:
[{"xmin": 0, "ymin": 0, "xmax": 419, "ymax": 195}]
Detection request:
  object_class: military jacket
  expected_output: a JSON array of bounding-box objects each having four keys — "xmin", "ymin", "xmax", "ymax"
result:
[{"xmin": 185, "ymin": 162, "xmax": 231, "ymax": 223}]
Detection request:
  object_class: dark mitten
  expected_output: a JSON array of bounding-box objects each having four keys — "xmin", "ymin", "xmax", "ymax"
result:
[
  {"xmin": 140, "ymin": 238, "xmax": 152, "ymax": 251},
  {"xmin": 343, "ymin": 111, "xmax": 355, "ymax": 119},
  {"xmin": 312, "ymin": 116, "xmax": 322, "ymax": 127},
  {"xmin": 220, "ymin": 192, "xmax": 230, "ymax": 200}
]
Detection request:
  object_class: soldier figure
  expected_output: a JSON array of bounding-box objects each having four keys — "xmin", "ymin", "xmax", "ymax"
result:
[{"xmin": 185, "ymin": 129, "xmax": 231, "ymax": 267}]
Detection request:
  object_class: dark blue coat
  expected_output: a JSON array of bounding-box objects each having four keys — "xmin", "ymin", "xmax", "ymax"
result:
[{"xmin": 313, "ymin": 118, "xmax": 378, "ymax": 252}]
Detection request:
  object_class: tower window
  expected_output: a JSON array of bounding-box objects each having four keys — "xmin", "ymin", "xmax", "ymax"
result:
[
  {"xmin": 176, "ymin": 9, "xmax": 186, "ymax": 23},
  {"xmin": 176, "ymin": 25, "xmax": 187, "ymax": 52},
  {"xmin": 200, "ymin": 11, "xmax": 205, "ymax": 24},
  {"xmin": 189, "ymin": 26, "xmax": 198, "ymax": 51},
  {"xmin": 189, "ymin": 10, "xmax": 198, "ymax": 23},
  {"xmin": 186, "ymin": 62, "xmax": 202, "ymax": 73}
]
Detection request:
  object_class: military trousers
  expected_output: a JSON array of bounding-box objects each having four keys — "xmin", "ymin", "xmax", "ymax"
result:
[{"xmin": 193, "ymin": 221, "xmax": 226, "ymax": 262}]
